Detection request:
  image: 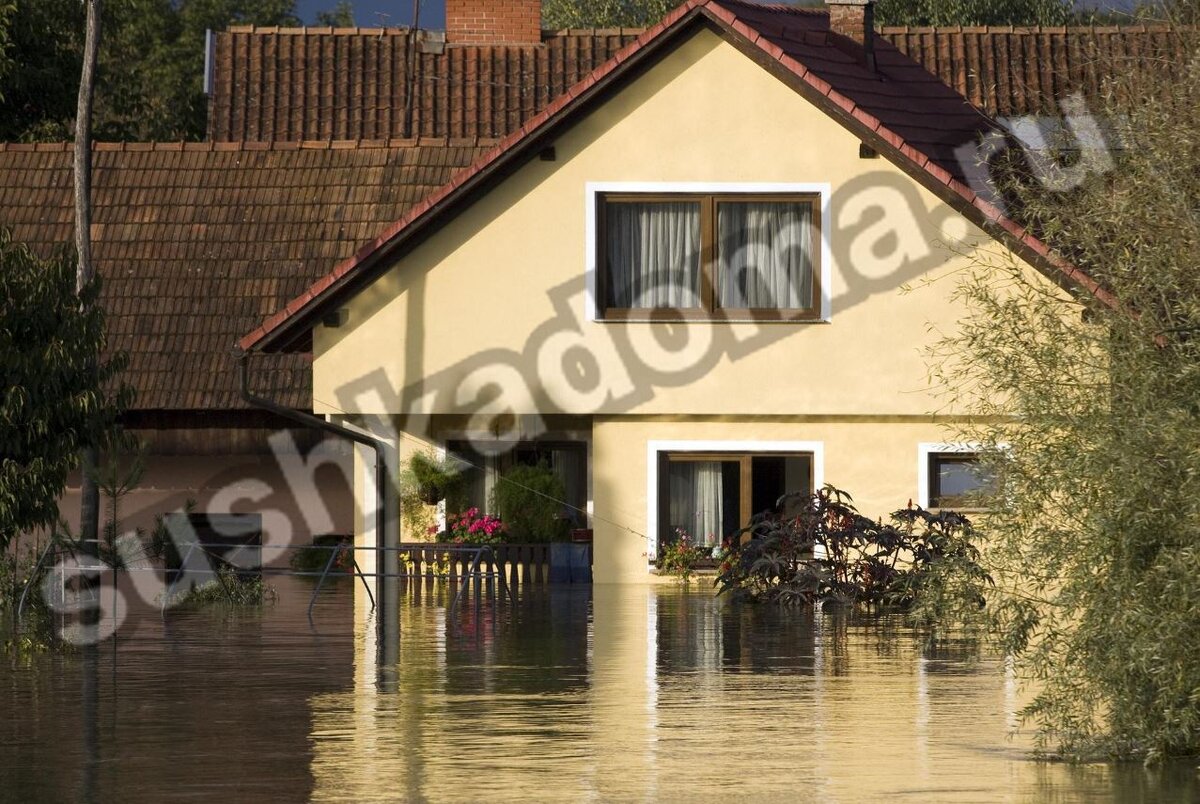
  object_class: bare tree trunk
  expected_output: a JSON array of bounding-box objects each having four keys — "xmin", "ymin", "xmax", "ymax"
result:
[{"xmin": 76, "ymin": 0, "xmax": 102, "ymax": 555}]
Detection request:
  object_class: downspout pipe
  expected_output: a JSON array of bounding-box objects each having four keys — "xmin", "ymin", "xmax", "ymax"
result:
[{"xmin": 236, "ymin": 353, "xmax": 397, "ymax": 627}]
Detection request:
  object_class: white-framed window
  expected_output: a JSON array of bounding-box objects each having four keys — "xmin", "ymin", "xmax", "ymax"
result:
[
  {"xmin": 645, "ymin": 440, "xmax": 825, "ymax": 561},
  {"xmin": 917, "ymin": 442, "xmax": 996, "ymax": 510},
  {"xmin": 586, "ymin": 182, "xmax": 832, "ymax": 323}
]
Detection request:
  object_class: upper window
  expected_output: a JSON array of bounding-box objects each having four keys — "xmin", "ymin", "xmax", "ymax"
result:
[{"xmin": 597, "ymin": 193, "xmax": 820, "ymax": 321}]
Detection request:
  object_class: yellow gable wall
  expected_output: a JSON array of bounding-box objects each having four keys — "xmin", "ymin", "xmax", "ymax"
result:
[{"xmin": 313, "ymin": 27, "xmax": 1030, "ymax": 419}]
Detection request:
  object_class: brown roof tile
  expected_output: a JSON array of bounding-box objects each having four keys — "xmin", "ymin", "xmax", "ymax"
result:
[
  {"xmin": 0, "ymin": 140, "xmax": 493, "ymax": 411},
  {"xmin": 207, "ymin": 27, "xmax": 642, "ymax": 142},
  {"xmin": 880, "ymin": 24, "xmax": 1184, "ymax": 118},
  {"xmin": 208, "ymin": 22, "xmax": 1186, "ymax": 143},
  {"xmin": 241, "ymin": 0, "xmax": 1117, "ymax": 355}
]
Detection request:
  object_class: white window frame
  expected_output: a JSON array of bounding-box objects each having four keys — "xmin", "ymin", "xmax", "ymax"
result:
[
  {"xmin": 917, "ymin": 442, "xmax": 984, "ymax": 510},
  {"xmin": 585, "ymin": 182, "xmax": 833, "ymax": 323},
  {"xmin": 645, "ymin": 439, "xmax": 825, "ymax": 561}
]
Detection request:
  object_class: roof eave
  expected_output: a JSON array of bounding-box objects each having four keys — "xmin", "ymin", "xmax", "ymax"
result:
[{"xmin": 240, "ymin": 2, "xmax": 715, "ymax": 355}]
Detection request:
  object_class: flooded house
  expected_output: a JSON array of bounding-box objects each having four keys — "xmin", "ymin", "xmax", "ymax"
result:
[{"xmin": 0, "ymin": 0, "xmax": 1175, "ymax": 582}]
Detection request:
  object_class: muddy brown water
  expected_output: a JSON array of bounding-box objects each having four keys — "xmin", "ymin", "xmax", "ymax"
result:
[{"xmin": 1, "ymin": 580, "xmax": 1196, "ymax": 802}]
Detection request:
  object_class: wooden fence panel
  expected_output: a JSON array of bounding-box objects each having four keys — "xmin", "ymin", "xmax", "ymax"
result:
[{"xmin": 395, "ymin": 543, "xmax": 554, "ymax": 588}]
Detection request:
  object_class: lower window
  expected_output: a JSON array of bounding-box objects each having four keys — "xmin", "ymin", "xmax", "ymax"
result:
[
  {"xmin": 658, "ymin": 452, "xmax": 813, "ymax": 557},
  {"xmin": 927, "ymin": 451, "xmax": 993, "ymax": 509}
]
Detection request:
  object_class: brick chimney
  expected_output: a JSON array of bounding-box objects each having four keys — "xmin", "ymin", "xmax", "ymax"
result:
[
  {"xmin": 446, "ymin": 0, "xmax": 543, "ymax": 45},
  {"xmin": 826, "ymin": 0, "xmax": 875, "ymax": 71}
]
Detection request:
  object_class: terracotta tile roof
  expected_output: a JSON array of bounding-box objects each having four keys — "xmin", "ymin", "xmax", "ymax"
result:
[
  {"xmin": 207, "ymin": 27, "xmax": 642, "ymax": 142},
  {"xmin": 240, "ymin": 0, "xmax": 1116, "ymax": 355},
  {"xmin": 0, "ymin": 140, "xmax": 493, "ymax": 410},
  {"xmin": 880, "ymin": 24, "xmax": 1184, "ymax": 118},
  {"xmin": 207, "ymin": 20, "xmax": 1184, "ymax": 143}
]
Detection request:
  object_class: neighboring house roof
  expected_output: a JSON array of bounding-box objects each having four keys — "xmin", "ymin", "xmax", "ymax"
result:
[
  {"xmin": 882, "ymin": 24, "xmax": 1183, "ymax": 119},
  {"xmin": 208, "ymin": 20, "xmax": 1183, "ymax": 142},
  {"xmin": 207, "ymin": 27, "xmax": 642, "ymax": 141},
  {"xmin": 240, "ymin": 0, "xmax": 1114, "ymax": 355},
  {"xmin": 0, "ymin": 139, "xmax": 492, "ymax": 411}
]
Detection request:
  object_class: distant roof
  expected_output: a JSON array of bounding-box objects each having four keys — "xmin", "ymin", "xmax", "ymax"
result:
[
  {"xmin": 241, "ymin": 0, "xmax": 1112, "ymax": 355},
  {"xmin": 207, "ymin": 21, "xmax": 1185, "ymax": 143},
  {"xmin": 881, "ymin": 24, "xmax": 1183, "ymax": 118},
  {"xmin": 207, "ymin": 27, "xmax": 642, "ymax": 142},
  {"xmin": 0, "ymin": 140, "xmax": 493, "ymax": 411}
]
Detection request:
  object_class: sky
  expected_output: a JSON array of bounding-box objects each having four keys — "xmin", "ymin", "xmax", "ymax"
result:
[{"xmin": 293, "ymin": 0, "xmax": 1138, "ymax": 27}]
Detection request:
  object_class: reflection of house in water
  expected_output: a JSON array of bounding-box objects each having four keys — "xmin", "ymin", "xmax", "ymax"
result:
[{"xmin": 309, "ymin": 586, "xmax": 1159, "ymax": 801}]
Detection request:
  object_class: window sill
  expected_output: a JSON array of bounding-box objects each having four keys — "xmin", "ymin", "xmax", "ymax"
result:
[{"xmin": 596, "ymin": 315, "xmax": 830, "ymax": 325}]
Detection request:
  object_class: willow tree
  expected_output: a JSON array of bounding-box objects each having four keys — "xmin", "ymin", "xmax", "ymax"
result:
[{"xmin": 934, "ymin": 15, "xmax": 1200, "ymax": 760}]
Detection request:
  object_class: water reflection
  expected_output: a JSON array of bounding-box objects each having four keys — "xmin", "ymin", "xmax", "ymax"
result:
[{"xmin": 2, "ymin": 582, "xmax": 1197, "ymax": 802}]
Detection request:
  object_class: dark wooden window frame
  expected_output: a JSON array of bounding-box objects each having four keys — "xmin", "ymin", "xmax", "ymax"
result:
[
  {"xmin": 927, "ymin": 451, "xmax": 990, "ymax": 510},
  {"xmin": 597, "ymin": 192, "xmax": 823, "ymax": 322},
  {"xmin": 656, "ymin": 450, "xmax": 815, "ymax": 563}
]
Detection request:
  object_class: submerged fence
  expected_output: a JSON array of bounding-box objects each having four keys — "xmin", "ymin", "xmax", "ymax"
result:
[{"xmin": 15, "ymin": 535, "xmax": 577, "ymax": 632}]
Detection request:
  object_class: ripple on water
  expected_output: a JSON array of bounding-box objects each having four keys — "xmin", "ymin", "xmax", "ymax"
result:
[{"xmin": 2, "ymin": 581, "xmax": 1197, "ymax": 803}]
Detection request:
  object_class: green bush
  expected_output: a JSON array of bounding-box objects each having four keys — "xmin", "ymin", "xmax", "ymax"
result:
[
  {"xmin": 715, "ymin": 486, "xmax": 991, "ymax": 615},
  {"xmin": 406, "ymin": 451, "xmax": 464, "ymax": 505},
  {"xmin": 491, "ymin": 462, "xmax": 567, "ymax": 543},
  {"xmin": 166, "ymin": 566, "xmax": 275, "ymax": 609},
  {"xmin": 290, "ymin": 535, "xmax": 353, "ymax": 574}
]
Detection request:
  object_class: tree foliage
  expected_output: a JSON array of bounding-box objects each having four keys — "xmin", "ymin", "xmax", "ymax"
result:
[
  {"xmin": 934, "ymin": 20, "xmax": 1200, "ymax": 760},
  {"xmin": 0, "ymin": 0, "xmax": 355, "ymax": 142},
  {"xmin": 875, "ymin": 0, "xmax": 1072, "ymax": 26},
  {"xmin": 542, "ymin": 0, "xmax": 679, "ymax": 29},
  {"xmin": 0, "ymin": 232, "xmax": 130, "ymax": 552},
  {"xmin": 315, "ymin": 0, "xmax": 354, "ymax": 27}
]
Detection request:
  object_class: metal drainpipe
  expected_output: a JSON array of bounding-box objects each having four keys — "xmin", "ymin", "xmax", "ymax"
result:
[{"xmin": 236, "ymin": 354, "xmax": 398, "ymax": 641}]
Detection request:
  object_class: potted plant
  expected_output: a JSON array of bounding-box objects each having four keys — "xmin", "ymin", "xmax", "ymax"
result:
[
  {"xmin": 490, "ymin": 461, "xmax": 567, "ymax": 543},
  {"xmin": 406, "ymin": 450, "xmax": 464, "ymax": 506}
]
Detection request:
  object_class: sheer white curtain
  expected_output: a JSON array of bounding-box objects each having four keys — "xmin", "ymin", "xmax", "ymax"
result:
[
  {"xmin": 669, "ymin": 461, "xmax": 724, "ymax": 548},
  {"xmin": 605, "ymin": 201, "xmax": 701, "ymax": 308},
  {"xmin": 718, "ymin": 201, "xmax": 813, "ymax": 309}
]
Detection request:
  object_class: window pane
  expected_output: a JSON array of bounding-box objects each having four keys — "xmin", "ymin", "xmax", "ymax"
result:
[
  {"xmin": 667, "ymin": 460, "xmax": 738, "ymax": 549},
  {"xmin": 604, "ymin": 201, "xmax": 701, "ymax": 309},
  {"xmin": 931, "ymin": 454, "xmax": 992, "ymax": 508},
  {"xmin": 717, "ymin": 201, "xmax": 813, "ymax": 309}
]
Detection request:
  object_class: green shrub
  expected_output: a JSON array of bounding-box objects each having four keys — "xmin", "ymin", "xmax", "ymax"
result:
[
  {"xmin": 406, "ymin": 451, "xmax": 464, "ymax": 505},
  {"xmin": 491, "ymin": 462, "xmax": 567, "ymax": 543},
  {"xmin": 166, "ymin": 566, "xmax": 276, "ymax": 609},
  {"xmin": 715, "ymin": 486, "xmax": 991, "ymax": 614},
  {"xmin": 290, "ymin": 535, "xmax": 353, "ymax": 574}
]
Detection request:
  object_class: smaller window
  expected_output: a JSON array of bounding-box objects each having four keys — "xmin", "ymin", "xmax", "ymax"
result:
[{"xmin": 927, "ymin": 452, "xmax": 993, "ymax": 510}]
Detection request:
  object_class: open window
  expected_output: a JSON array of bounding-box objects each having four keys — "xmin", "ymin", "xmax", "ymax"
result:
[
  {"xmin": 446, "ymin": 440, "xmax": 589, "ymax": 529},
  {"xmin": 657, "ymin": 451, "xmax": 813, "ymax": 558}
]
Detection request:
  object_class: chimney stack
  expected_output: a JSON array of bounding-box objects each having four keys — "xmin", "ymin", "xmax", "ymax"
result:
[
  {"xmin": 446, "ymin": 0, "xmax": 543, "ymax": 45},
  {"xmin": 826, "ymin": 0, "xmax": 875, "ymax": 71}
]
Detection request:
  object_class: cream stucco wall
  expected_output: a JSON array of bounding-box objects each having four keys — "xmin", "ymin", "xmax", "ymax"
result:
[
  {"xmin": 313, "ymin": 28, "xmax": 1023, "ymax": 421},
  {"xmin": 310, "ymin": 27, "xmax": 1057, "ymax": 584},
  {"xmin": 592, "ymin": 416, "xmax": 968, "ymax": 583}
]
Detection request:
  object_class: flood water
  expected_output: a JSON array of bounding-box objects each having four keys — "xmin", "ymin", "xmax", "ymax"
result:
[{"xmin": 2, "ymin": 579, "xmax": 1197, "ymax": 803}]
